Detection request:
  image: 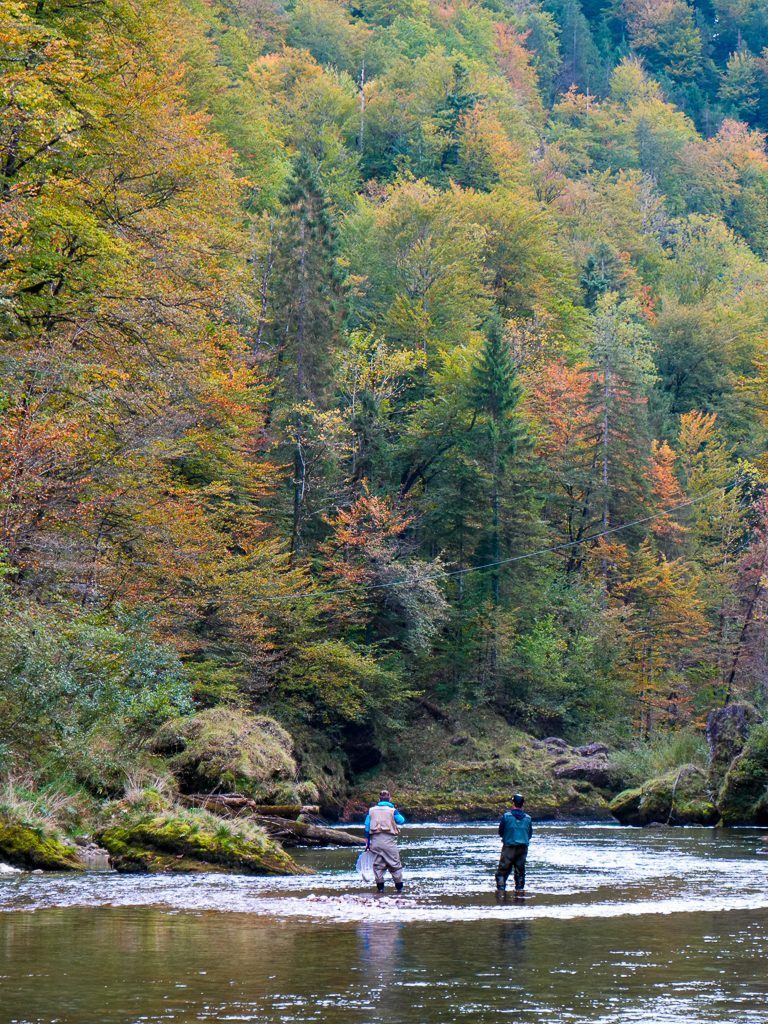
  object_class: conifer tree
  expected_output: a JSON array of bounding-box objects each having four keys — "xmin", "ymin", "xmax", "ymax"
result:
[
  {"xmin": 588, "ymin": 295, "xmax": 656, "ymax": 537},
  {"xmin": 269, "ymin": 152, "xmax": 344, "ymax": 402},
  {"xmin": 469, "ymin": 317, "xmax": 528, "ymax": 607},
  {"xmin": 438, "ymin": 59, "xmax": 478, "ymax": 174}
]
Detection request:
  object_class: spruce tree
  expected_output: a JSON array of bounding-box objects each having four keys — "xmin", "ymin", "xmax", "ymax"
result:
[
  {"xmin": 470, "ymin": 317, "xmax": 528, "ymax": 607},
  {"xmin": 269, "ymin": 152, "xmax": 343, "ymax": 402}
]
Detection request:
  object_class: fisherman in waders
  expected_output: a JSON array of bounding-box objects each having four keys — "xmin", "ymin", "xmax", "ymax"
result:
[
  {"xmin": 365, "ymin": 789, "xmax": 406, "ymax": 893},
  {"xmin": 496, "ymin": 793, "xmax": 533, "ymax": 893}
]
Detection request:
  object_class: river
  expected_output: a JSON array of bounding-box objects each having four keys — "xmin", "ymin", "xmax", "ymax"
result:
[{"xmin": 2, "ymin": 823, "xmax": 768, "ymax": 1023}]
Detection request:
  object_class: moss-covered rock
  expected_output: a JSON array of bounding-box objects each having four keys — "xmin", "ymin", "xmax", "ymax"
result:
[
  {"xmin": 608, "ymin": 786, "xmax": 643, "ymax": 825},
  {"xmin": 152, "ymin": 708, "xmax": 316, "ymax": 804},
  {"xmin": 0, "ymin": 817, "xmax": 85, "ymax": 871},
  {"xmin": 706, "ymin": 702, "xmax": 763, "ymax": 788},
  {"xmin": 609, "ymin": 766, "xmax": 717, "ymax": 826},
  {"xmin": 98, "ymin": 804, "xmax": 306, "ymax": 874},
  {"xmin": 718, "ymin": 724, "xmax": 768, "ymax": 826},
  {"xmin": 554, "ymin": 756, "xmax": 614, "ymax": 789}
]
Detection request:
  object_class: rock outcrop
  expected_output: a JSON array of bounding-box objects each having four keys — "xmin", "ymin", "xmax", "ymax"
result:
[
  {"xmin": 151, "ymin": 708, "xmax": 318, "ymax": 805},
  {"xmin": 609, "ymin": 766, "xmax": 717, "ymax": 826},
  {"xmin": 554, "ymin": 755, "xmax": 613, "ymax": 789},
  {"xmin": 0, "ymin": 816, "xmax": 85, "ymax": 871},
  {"xmin": 98, "ymin": 805, "xmax": 306, "ymax": 874},
  {"xmin": 707, "ymin": 702, "xmax": 763, "ymax": 788},
  {"xmin": 344, "ymin": 716, "xmax": 620, "ymax": 822},
  {"xmin": 717, "ymin": 724, "xmax": 768, "ymax": 826},
  {"xmin": 573, "ymin": 743, "xmax": 610, "ymax": 757}
]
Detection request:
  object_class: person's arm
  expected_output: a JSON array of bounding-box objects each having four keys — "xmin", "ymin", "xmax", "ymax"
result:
[
  {"xmin": 394, "ymin": 809, "xmax": 405, "ymax": 826},
  {"xmin": 498, "ymin": 815, "xmax": 505, "ymax": 838},
  {"xmin": 364, "ymin": 812, "xmax": 371, "ymax": 848},
  {"xmin": 527, "ymin": 817, "xmax": 533, "ymax": 842}
]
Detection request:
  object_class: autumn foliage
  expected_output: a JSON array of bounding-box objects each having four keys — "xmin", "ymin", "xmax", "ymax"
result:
[{"xmin": 3, "ymin": 0, "xmax": 768, "ymax": 794}]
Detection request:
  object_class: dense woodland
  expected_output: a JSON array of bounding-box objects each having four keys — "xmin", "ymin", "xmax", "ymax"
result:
[{"xmin": 3, "ymin": 0, "xmax": 768, "ymax": 806}]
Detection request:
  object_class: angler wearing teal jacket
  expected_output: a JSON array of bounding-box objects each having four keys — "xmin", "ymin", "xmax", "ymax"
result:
[{"xmin": 495, "ymin": 793, "xmax": 533, "ymax": 892}]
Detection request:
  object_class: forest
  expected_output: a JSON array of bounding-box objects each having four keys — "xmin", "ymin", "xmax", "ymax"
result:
[{"xmin": 2, "ymin": 0, "xmax": 768, "ymax": 838}]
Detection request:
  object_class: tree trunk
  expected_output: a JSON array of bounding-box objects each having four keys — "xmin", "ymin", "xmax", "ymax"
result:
[
  {"xmin": 290, "ymin": 433, "xmax": 306, "ymax": 562},
  {"xmin": 179, "ymin": 795, "xmax": 364, "ymax": 847},
  {"xmin": 252, "ymin": 217, "xmax": 275, "ymax": 355},
  {"xmin": 358, "ymin": 62, "xmax": 366, "ymax": 153},
  {"xmin": 602, "ymin": 363, "xmax": 610, "ymax": 533},
  {"xmin": 723, "ymin": 540, "xmax": 768, "ymax": 704},
  {"xmin": 295, "ymin": 210, "xmax": 308, "ymax": 394}
]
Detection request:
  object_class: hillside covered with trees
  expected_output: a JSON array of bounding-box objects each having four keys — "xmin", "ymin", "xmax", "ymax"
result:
[{"xmin": 3, "ymin": 0, "xmax": 768, "ymax": 832}]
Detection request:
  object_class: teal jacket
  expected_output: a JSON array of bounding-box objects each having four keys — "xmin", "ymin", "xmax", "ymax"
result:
[{"xmin": 499, "ymin": 808, "xmax": 533, "ymax": 846}]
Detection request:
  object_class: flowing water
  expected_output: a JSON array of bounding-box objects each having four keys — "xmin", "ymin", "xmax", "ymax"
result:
[{"xmin": 2, "ymin": 823, "xmax": 768, "ymax": 1023}]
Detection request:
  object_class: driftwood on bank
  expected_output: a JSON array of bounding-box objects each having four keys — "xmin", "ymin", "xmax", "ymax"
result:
[
  {"xmin": 180, "ymin": 794, "xmax": 319, "ymax": 819},
  {"xmin": 180, "ymin": 794, "xmax": 364, "ymax": 848},
  {"xmin": 253, "ymin": 815, "xmax": 364, "ymax": 848}
]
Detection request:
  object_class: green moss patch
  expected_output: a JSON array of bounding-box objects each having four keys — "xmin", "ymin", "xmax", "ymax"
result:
[
  {"xmin": 718, "ymin": 724, "xmax": 768, "ymax": 826},
  {"xmin": 98, "ymin": 804, "xmax": 306, "ymax": 875},
  {"xmin": 609, "ymin": 766, "xmax": 717, "ymax": 826},
  {"xmin": 0, "ymin": 818, "xmax": 85, "ymax": 871},
  {"xmin": 152, "ymin": 708, "xmax": 316, "ymax": 804},
  {"xmin": 346, "ymin": 710, "xmax": 615, "ymax": 821}
]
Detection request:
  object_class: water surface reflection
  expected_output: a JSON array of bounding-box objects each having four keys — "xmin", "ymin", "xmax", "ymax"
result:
[{"xmin": 1, "ymin": 824, "xmax": 767, "ymax": 1023}]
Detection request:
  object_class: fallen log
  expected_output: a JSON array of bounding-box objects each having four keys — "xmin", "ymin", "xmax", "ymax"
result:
[
  {"xmin": 253, "ymin": 815, "xmax": 365, "ymax": 848},
  {"xmin": 180, "ymin": 794, "xmax": 363, "ymax": 847},
  {"xmin": 180, "ymin": 794, "xmax": 319, "ymax": 820}
]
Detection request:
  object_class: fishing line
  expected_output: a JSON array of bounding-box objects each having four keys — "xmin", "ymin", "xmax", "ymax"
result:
[{"xmin": 256, "ymin": 483, "xmax": 734, "ymax": 604}]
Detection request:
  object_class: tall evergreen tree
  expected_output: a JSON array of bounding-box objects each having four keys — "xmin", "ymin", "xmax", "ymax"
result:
[
  {"xmin": 588, "ymin": 295, "xmax": 656, "ymax": 538},
  {"xmin": 269, "ymin": 152, "xmax": 343, "ymax": 402}
]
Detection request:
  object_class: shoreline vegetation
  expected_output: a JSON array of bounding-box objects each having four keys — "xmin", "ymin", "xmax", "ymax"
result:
[
  {"xmin": 3, "ymin": 0, "xmax": 768, "ymax": 875},
  {"xmin": 1, "ymin": 701, "xmax": 765, "ymax": 873}
]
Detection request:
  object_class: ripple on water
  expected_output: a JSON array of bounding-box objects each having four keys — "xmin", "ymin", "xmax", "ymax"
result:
[{"xmin": 1, "ymin": 823, "xmax": 768, "ymax": 926}]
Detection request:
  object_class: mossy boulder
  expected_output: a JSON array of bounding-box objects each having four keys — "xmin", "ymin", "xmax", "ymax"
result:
[
  {"xmin": 152, "ymin": 708, "xmax": 316, "ymax": 804},
  {"xmin": 98, "ymin": 805, "xmax": 306, "ymax": 874},
  {"xmin": 608, "ymin": 786, "xmax": 644, "ymax": 825},
  {"xmin": 0, "ymin": 817, "xmax": 85, "ymax": 871},
  {"xmin": 706, "ymin": 702, "xmax": 762, "ymax": 788},
  {"xmin": 718, "ymin": 724, "xmax": 768, "ymax": 826},
  {"xmin": 609, "ymin": 765, "xmax": 717, "ymax": 826},
  {"xmin": 554, "ymin": 755, "xmax": 614, "ymax": 789}
]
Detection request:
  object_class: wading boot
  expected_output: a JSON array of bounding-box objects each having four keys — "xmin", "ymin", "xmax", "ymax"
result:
[
  {"xmin": 395, "ymin": 882, "xmax": 403, "ymax": 893},
  {"xmin": 376, "ymin": 882, "xmax": 385, "ymax": 893}
]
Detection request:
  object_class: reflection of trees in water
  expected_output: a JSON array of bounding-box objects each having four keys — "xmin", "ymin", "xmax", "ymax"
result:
[{"xmin": 2, "ymin": 906, "xmax": 365, "ymax": 1017}]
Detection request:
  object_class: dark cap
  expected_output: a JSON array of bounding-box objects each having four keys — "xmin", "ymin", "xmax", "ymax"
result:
[{"xmin": 513, "ymin": 793, "xmax": 524, "ymax": 807}]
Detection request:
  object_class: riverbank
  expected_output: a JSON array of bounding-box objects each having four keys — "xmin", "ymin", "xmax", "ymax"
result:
[
  {"xmin": 342, "ymin": 710, "xmax": 619, "ymax": 822},
  {"xmin": 3, "ymin": 700, "xmax": 767, "ymax": 876}
]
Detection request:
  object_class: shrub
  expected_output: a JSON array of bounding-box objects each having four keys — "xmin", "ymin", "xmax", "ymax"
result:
[
  {"xmin": 152, "ymin": 707, "xmax": 306, "ymax": 800},
  {"xmin": 0, "ymin": 596, "xmax": 193, "ymax": 790},
  {"xmin": 610, "ymin": 729, "xmax": 709, "ymax": 787}
]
